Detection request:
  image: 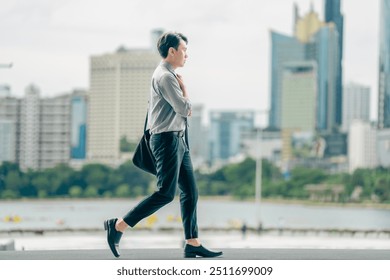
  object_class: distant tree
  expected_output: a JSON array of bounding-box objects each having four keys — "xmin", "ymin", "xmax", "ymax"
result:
[
  {"xmin": 209, "ymin": 181, "xmax": 228, "ymax": 196},
  {"xmin": 3, "ymin": 170, "xmax": 23, "ymax": 191},
  {"xmin": 262, "ymin": 159, "xmax": 283, "ymax": 181},
  {"xmin": 115, "ymin": 184, "xmax": 131, "ymax": 197},
  {"xmin": 1, "ymin": 157, "xmax": 390, "ymax": 203},
  {"xmin": 31, "ymin": 174, "xmax": 51, "ymax": 196},
  {"xmin": 117, "ymin": 160, "xmax": 153, "ymax": 192},
  {"xmin": 233, "ymin": 183, "xmax": 254, "ymax": 200},
  {"xmin": 1, "ymin": 189, "xmax": 19, "ymax": 199},
  {"xmin": 0, "ymin": 161, "xmax": 20, "ymax": 175},
  {"xmin": 102, "ymin": 190, "xmax": 113, "ymax": 198},
  {"xmin": 373, "ymin": 176, "xmax": 390, "ymax": 202},
  {"xmin": 81, "ymin": 164, "xmax": 111, "ymax": 193},
  {"xmin": 84, "ymin": 185, "xmax": 99, "ymax": 197},
  {"xmin": 290, "ymin": 166, "xmax": 327, "ymax": 186},
  {"xmin": 351, "ymin": 169, "xmax": 365, "ymax": 187},
  {"xmin": 37, "ymin": 189, "xmax": 48, "ymax": 198},
  {"xmin": 50, "ymin": 164, "xmax": 75, "ymax": 196},
  {"xmin": 131, "ymin": 185, "xmax": 145, "ymax": 197},
  {"xmin": 120, "ymin": 136, "xmax": 137, "ymax": 152},
  {"xmin": 69, "ymin": 185, "xmax": 83, "ymax": 198}
]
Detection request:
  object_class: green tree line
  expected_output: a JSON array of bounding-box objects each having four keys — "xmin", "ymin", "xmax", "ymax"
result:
[
  {"xmin": 0, "ymin": 159, "xmax": 389, "ymax": 202},
  {"xmin": 0, "ymin": 161, "xmax": 153, "ymax": 199}
]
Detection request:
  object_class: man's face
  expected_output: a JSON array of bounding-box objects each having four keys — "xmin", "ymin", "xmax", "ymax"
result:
[{"xmin": 171, "ymin": 40, "xmax": 188, "ymax": 68}]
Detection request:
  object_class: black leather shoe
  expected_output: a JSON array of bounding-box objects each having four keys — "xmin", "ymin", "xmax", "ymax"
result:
[
  {"xmin": 184, "ymin": 244, "xmax": 223, "ymax": 258},
  {"xmin": 104, "ymin": 218, "xmax": 123, "ymax": 258}
]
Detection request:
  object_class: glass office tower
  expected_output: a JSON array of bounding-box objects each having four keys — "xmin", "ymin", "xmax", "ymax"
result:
[
  {"xmin": 378, "ymin": 0, "xmax": 390, "ymax": 129},
  {"xmin": 71, "ymin": 93, "xmax": 87, "ymax": 159},
  {"xmin": 325, "ymin": 0, "xmax": 344, "ymax": 127},
  {"xmin": 269, "ymin": 32, "xmax": 305, "ymax": 129}
]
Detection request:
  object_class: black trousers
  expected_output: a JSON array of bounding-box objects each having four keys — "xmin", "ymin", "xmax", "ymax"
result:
[{"xmin": 123, "ymin": 131, "xmax": 198, "ymax": 239}]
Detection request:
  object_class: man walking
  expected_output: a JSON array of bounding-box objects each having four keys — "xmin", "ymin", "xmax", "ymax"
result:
[{"xmin": 104, "ymin": 32, "xmax": 222, "ymax": 258}]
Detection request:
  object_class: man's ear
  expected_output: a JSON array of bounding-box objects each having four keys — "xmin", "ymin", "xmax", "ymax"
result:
[{"xmin": 168, "ymin": 47, "xmax": 175, "ymax": 56}]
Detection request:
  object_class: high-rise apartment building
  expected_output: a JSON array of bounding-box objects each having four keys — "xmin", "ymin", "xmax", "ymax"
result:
[
  {"xmin": 342, "ymin": 83, "xmax": 370, "ymax": 132},
  {"xmin": 378, "ymin": 0, "xmax": 390, "ymax": 129},
  {"xmin": 325, "ymin": 0, "xmax": 344, "ymax": 126},
  {"xmin": 88, "ymin": 46, "xmax": 160, "ymax": 163},
  {"xmin": 348, "ymin": 120, "xmax": 377, "ymax": 172},
  {"xmin": 0, "ymin": 93, "xmax": 20, "ymax": 163},
  {"xmin": 281, "ymin": 61, "xmax": 317, "ymax": 131},
  {"xmin": 0, "ymin": 120, "xmax": 16, "ymax": 162},
  {"xmin": 280, "ymin": 61, "xmax": 317, "ymax": 163},
  {"xmin": 39, "ymin": 93, "xmax": 71, "ymax": 170},
  {"xmin": 269, "ymin": 8, "xmax": 339, "ymax": 132},
  {"xmin": 1, "ymin": 85, "xmax": 82, "ymax": 170},
  {"xmin": 19, "ymin": 85, "xmax": 41, "ymax": 170}
]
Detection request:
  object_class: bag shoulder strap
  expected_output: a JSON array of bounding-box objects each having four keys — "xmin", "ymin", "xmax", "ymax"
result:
[{"xmin": 144, "ymin": 112, "xmax": 148, "ymax": 133}]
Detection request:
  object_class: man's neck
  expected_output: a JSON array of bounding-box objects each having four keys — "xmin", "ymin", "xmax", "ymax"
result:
[{"xmin": 163, "ymin": 58, "xmax": 177, "ymax": 70}]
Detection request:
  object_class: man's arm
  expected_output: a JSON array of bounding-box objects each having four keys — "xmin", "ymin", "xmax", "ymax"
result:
[
  {"xmin": 176, "ymin": 74, "xmax": 192, "ymax": 116},
  {"xmin": 159, "ymin": 73, "xmax": 192, "ymax": 117}
]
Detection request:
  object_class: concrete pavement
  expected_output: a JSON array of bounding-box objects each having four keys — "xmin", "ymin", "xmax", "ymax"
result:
[{"xmin": 1, "ymin": 248, "xmax": 390, "ymax": 260}]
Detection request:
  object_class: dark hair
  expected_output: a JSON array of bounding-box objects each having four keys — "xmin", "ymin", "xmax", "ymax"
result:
[{"xmin": 157, "ymin": 32, "xmax": 188, "ymax": 58}]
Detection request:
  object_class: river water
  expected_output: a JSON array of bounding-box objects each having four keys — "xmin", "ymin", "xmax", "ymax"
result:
[
  {"xmin": 1, "ymin": 199, "xmax": 390, "ymax": 251},
  {"xmin": 1, "ymin": 198, "xmax": 390, "ymax": 231}
]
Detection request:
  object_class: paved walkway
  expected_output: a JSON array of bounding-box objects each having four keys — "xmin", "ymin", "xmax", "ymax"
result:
[{"xmin": 1, "ymin": 248, "xmax": 390, "ymax": 260}]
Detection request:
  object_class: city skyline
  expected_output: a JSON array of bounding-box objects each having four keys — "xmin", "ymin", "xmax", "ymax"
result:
[{"xmin": 0, "ymin": 0, "xmax": 380, "ymax": 122}]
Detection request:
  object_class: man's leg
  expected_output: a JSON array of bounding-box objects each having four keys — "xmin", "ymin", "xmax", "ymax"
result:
[
  {"xmin": 178, "ymin": 147, "xmax": 199, "ymax": 240},
  {"xmin": 122, "ymin": 133, "xmax": 185, "ymax": 227},
  {"xmin": 178, "ymin": 140, "xmax": 223, "ymax": 258}
]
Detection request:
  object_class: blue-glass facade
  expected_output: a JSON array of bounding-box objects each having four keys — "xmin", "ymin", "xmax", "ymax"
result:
[
  {"xmin": 71, "ymin": 95, "xmax": 87, "ymax": 159},
  {"xmin": 379, "ymin": 0, "xmax": 390, "ymax": 129},
  {"xmin": 269, "ymin": 27, "xmax": 338, "ymax": 131},
  {"xmin": 325, "ymin": 0, "xmax": 344, "ymax": 127},
  {"xmin": 311, "ymin": 26, "xmax": 339, "ymax": 131}
]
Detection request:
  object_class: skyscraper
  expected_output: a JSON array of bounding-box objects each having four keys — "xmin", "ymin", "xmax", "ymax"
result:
[
  {"xmin": 378, "ymin": 0, "xmax": 390, "ymax": 129},
  {"xmin": 269, "ymin": 8, "xmax": 338, "ymax": 132},
  {"xmin": 325, "ymin": 0, "xmax": 344, "ymax": 127},
  {"xmin": 88, "ymin": 41, "xmax": 160, "ymax": 163},
  {"xmin": 0, "ymin": 120, "xmax": 16, "ymax": 162},
  {"xmin": 280, "ymin": 61, "xmax": 317, "ymax": 163},
  {"xmin": 0, "ymin": 93, "xmax": 19, "ymax": 163},
  {"xmin": 281, "ymin": 61, "xmax": 317, "ymax": 132},
  {"xmin": 311, "ymin": 24, "xmax": 339, "ymax": 131},
  {"xmin": 1, "ymin": 86, "xmax": 85, "ymax": 170},
  {"xmin": 269, "ymin": 32, "xmax": 305, "ymax": 129},
  {"xmin": 39, "ymin": 93, "xmax": 71, "ymax": 170},
  {"xmin": 19, "ymin": 85, "xmax": 40, "ymax": 170}
]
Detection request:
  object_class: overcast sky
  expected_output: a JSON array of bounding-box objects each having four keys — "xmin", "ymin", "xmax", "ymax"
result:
[{"xmin": 0, "ymin": 0, "xmax": 380, "ymax": 122}]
